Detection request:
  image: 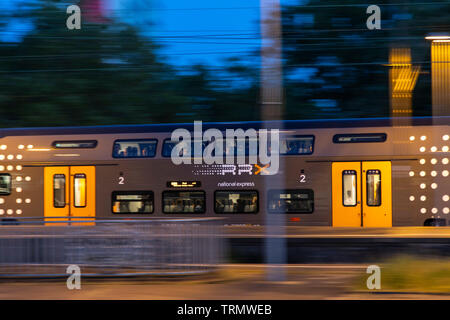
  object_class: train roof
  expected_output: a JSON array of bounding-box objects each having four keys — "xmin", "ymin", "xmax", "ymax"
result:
[{"xmin": 0, "ymin": 116, "xmax": 449, "ymax": 137}]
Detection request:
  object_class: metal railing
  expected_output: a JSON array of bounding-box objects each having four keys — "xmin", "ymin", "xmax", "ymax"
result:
[{"xmin": 0, "ymin": 217, "xmax": 224, "ymax": 278}]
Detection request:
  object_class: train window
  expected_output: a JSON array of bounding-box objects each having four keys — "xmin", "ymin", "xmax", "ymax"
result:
[
  {"xmin": 112, "ymin": 191, "xmax": 154, "ymax": 214},
  {"xmin": 162, "ymin": 139, "xmax": 207, "ymax": 158},
  {"xmin": 279, "ymin": 136, "xmax": 314, "ymax": 155},
  {"xmin": 0, "ymin": 174, "xmax": 11, "ymax": 195},
  {"xmin": 113, "ymin": 139, "xmax": 157, "ymax": 158},
  {"xmin": 53, "ymin": 174, "xmax": 66, "ymax": 208},
  {"xmin": 333, "ymin": 133, "xmax": 387, "ymax": 143},
  {"xmin": 343, "ymin": 170, "xmax": 357, "ymax": 207},
  {"xmin": 366, "ymin": 170, "xmax": 382, "ymax": 206},
  {"xmin": 268, "ymin": 189, "xmax": 314, "ymax": 213},
  {"xmin": 162, "ymin": 138, "xmax": 259, "ymax": 157},
  {"xmin": 214, "ymin": 191, "xmax": 258, "ymax": 214},
  {"xmin": 163, "ymin": 191, "xmax": 205, "ymax": 213},
  {"xmin": 73, "ymin": 174, "xmax": 87, "ymax": 208},
  {"xmin": 224, "ymin": 137, "xmax": 259, "ymax": 157},
  {"xmin": 53, "ymin": 140, "xmax": 97, "ymax": 148}
]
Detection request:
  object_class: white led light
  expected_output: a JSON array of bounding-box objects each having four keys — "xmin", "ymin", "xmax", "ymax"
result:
[
  {"xmin": 431, "ymin": 158, "xmax": 438, "ymax": 164},
  {"xmin": 420, "ymin": 159, "xmax": 426, "ymax": 164},
  {"xmin": 431, "ymin": 171, "xmax": 438, "ymax": 177},
  {"xmin": 431, "ymin": 146, "xmax": 438, "ymax": 152},
  {"xmin": 6, "ymin": 155, "xmax": 13, "ymax": 160},
  {"xmin": 444, "ymin": 207, "xmax": 450, "ymax": 214},
  {"xmin": 0, "ymin": 166, "xmax": 4, "ymax": 171},
  {"xmin": 432, "ymin": 208, "xmax": 438, "ymax": 214},
  {"xmin": 16, "ymin": 198, "xmax": 22, "ymax": 204},
  {"xmin": 431, "ymin": 183, "xmax": 438, "ymax": 189},
  {"xmin": 18, "ymin": 145, "xmax": 24, "ymax": 149},
  {"xmin": 443, "ymin": 146, "xmax": 449, "ymax": 152},
  {"xmin": 409, "ymin": 196, "xmax": 415, "ymax": 201},
  {"xmin": 0, "ymin": 209, "xmax": 3, "ymax": 215},
  {"xmin": 443, "ymin": 170, "xmax": 449, "ymax": 177},
  {"xmin": 16, "ymin": 187, "xmax": 22, "ymax": 193},
  {"xmin": 0, "ymin": 145, "xmax": 6, "ymax": 150},
  {"xmin": 25, "ymin": 176, "xmax": 31, "ymax": 181},
  {"xmin": 420, "ymin": 195, "xmax": 427, "ymax": 201},
  {"xmin": 16, "ymin": 155, "xmax": 23, "ymax": 160},
  {"xmin": 16, "ymin": 209, "xmax": 22, "ymax": 215},
  {"xmin": 409, "ymin": 171, "xmax": 415, "ymax": 177},
  {"xmin": 6, "ymin": 165, "xmax": 13, "ymax": 171},
  {"xmin": 420, "ymin": 183, "xmax": 426, "ymax": 189},
  {"xmin": 443, "ymin": 158, "xmax": 449, "ymax": 165},
  {"xmin": 27, "ymin": 145, "xmax": 33, "ymax": 149},
  {"xmin": 25, "ymin": 198, "xmax": 31, "ymax": 204},
  {"xmin": 0, "ymin": 198, "xmax": 4, "ymax": 204},
  {"xmin": 420, "ymin": 136, "xmax": 427, "ymax": 141},
  {"xmin": 410, "ymin": 136, "xmax": 416, "ymax": 141},
  {"xmin": 420, "ymin": 171, "xmax": 426, "ymax": 177},
  {"xmin": 16, "ymin": 165, "xmax": 22, "ymax": 171},
  {"xmin": 0, "ymin": 155, "xmax": 5, "ymax": 161},
  {"xmin": 444, "ymin": 135, "xmax": 450, "ymax": 141},
  {"xmin": 421, "ymin": 208, "xmax": 427, "ymax": 214},
  {"xmin": 420, "ymin": 147, "xmax": 426, "ymax": 152},
  {"xmin": 16, "ymin": 176, "xmax": 22, "ymax": 182},
  {"xmin": 6, "ymin": 209, "xmax": 12, "ymax": 215}
]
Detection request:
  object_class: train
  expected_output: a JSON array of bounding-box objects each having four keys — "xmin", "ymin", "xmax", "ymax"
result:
[{"xmin": 0, "ymin": 116, "xmax": 449, "ymax": 227}]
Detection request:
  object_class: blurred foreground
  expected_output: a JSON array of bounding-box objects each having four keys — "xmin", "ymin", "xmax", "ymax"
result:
[{"xmin": 1, "ymin": 260, "xmax": 450, "ymax": 300}]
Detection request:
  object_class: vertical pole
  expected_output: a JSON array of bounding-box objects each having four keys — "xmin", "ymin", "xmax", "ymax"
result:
[
  {"xmin": 260, "ymin": 0, "xmax": 286, "ymax": 281},
  {"xmin": 431, "ymin": 41, "xmax": 450, "ymax": 117}
]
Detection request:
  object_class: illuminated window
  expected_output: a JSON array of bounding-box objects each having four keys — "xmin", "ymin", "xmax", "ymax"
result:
[
  {"xmin": 333, "ymin": 133, "xmax": 386, "ymax": 143},
  {"xmin": 113, "ymin": 139, "xmax": 157, "ymax": 158},
  {"xmin": 0, "ymin": 174, "xmax": 11, "ymax": 195},
  {"xmin": 267, "ymin": 189, "xmax": 314, "ymax": 213},
  {"xmin": 73, "ymin": 174, "xmax": 86, "ymax": 208},
  {"xmin": 215, "ymin": 190, "xmax": 259, "ymax": 214},
  {"xmin": 53, "ymin": 174, "xmax": 66, "ymax": 208},
  {"xmin": 279, "ymin": 136, "xmax": 314, "ymax": 155},
  {"xmin": 53, "ymin": 140, "xmax": 97, "ymax": 149},
  {"xmin": 163, "ymin": 191, "xmax": 205, "ymax": 213},
  {"xmin": 366, "ymin": 170, "xmax": 382, "ymax": 206},
  {"xmin": 162, "ymin": 139, "xmax": 210, "ymax": 158},
  {"xmin": 342, "ymin": 170, "xmax": 357, "ymax": 206},
  {"xmin": 112, "ymin": 191, "xmax": 154, "ymax": 214}
]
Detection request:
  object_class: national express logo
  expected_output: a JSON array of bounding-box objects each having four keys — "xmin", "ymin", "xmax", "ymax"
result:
[{"xmin": 170, "ymin": 121, "xmax": 279, "ymax": 175}]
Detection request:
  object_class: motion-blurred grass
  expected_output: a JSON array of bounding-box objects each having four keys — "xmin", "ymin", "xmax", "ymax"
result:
[{"xmin": 357, "ymin": 255, "xmax": 450, "ymax": 293}]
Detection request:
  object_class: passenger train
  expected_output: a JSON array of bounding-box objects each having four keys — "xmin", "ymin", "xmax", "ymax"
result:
[{"xmin": 0, "ymin": 117, "xmax": 449, "ymax": 227}]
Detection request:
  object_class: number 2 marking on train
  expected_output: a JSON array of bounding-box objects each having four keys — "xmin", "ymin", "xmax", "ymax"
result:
[
  {"xmin": 300, "ymin": 174, "xmax": 306, "ymax": 183},
  {"xmin": 118, "ymin": 177, "xmax": 125, "ymax": 185}
]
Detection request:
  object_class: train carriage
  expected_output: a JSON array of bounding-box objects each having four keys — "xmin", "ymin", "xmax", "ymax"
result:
[{"xmin": 0, "ymin": 117, "xmax": 449, "ymax": 227}]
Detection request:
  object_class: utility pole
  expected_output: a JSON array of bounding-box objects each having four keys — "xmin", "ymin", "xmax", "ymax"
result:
[{"xmin": 260, "ymin": 0, "xmax": 286, "ymax": 281}]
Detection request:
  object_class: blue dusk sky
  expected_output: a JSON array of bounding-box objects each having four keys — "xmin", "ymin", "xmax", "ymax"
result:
[{"xmin": 1, "ymin": 0, "xmax": 302, "ymax": 69}]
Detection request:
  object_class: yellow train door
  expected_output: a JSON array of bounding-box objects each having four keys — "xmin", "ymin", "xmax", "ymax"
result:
[
  {"xmin": 362, "ymin": 161, "xmax": 392, "ymax": 227},
  {"xmin": 44, "ymin": 166, "xmax": 95, "ymax": 225},
  {"xmin": 332, "ymin": 162, "xmax": 362, "ymax": 227},
  {"xmin": 44, "ymin": 167, "xmax": 70, "ymax": 225},
  {"xmin": 332, "ymin": 161, "xmax": 392, "ymax": 227}
]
